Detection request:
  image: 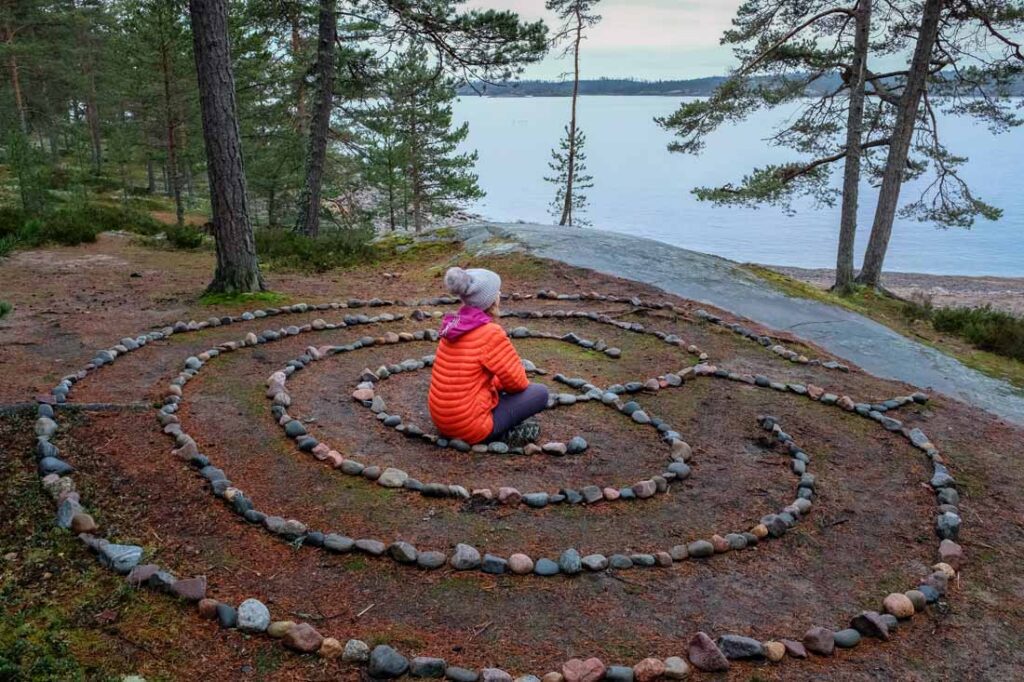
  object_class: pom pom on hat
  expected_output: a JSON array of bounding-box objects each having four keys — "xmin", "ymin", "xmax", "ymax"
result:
[{"xmin": 444, "ymin": 267, "xmax": 501, "ymax": 310}]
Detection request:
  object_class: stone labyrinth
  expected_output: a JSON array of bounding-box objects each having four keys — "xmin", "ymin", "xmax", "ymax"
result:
[{"xmin": 29, "ymin": 288, "xmax": 967, "ymax": 679}]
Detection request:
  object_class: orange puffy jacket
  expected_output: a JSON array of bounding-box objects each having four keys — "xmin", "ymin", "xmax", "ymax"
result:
[{"xmin": 428, "ymin": 322, "xmax": 529, "ymax": 444}]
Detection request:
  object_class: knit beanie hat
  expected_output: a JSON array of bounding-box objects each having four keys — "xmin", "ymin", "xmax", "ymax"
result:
[{"xmin": 444, "ymin": 267, "xmax": 501, "ymax": 310}]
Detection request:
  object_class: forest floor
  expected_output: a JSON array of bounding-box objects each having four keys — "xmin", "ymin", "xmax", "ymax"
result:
[{"xmin": 1, "ymin": 232, "xmax": 1023, "ymax": 681}]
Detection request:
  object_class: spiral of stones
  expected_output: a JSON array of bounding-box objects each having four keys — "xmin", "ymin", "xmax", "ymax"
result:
[{"xmin": 29, "ymin": 290, "xmax": 963, "ymax": 678}]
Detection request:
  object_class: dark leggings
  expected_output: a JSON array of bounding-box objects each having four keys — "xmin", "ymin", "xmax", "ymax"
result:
[{"xmin": 488, "ymin": 383, "xmax": 549, "ymax": 440}]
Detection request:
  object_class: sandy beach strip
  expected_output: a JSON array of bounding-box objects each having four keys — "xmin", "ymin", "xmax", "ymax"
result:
[{"xmin": 763, "ymin": 266, "xmax": 1024, "ymax": 315}]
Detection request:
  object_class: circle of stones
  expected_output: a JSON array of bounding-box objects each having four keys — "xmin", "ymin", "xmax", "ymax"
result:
[
  {"xmin": 29, "ymin": 290, "xmax": 962, "ymax": 680},
  {"xmin": 170, "ymin": 307, "xmax": 823, "ymax": 568},
  {"xmin": 269, "ymin": 328, "xmax": 693, "ymax": 506}
]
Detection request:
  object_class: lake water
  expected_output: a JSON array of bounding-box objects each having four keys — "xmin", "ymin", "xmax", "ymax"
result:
[{"xmin": 452, "ymin": 96, "xmax": 1024, "ymax": 276}]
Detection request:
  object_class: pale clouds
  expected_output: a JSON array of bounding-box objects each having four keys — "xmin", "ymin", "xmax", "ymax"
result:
[{"xmin": 465, "ymin": 0, "xmax": 743, "ymax": 79}]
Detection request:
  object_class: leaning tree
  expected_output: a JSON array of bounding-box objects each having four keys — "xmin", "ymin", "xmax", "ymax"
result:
[
  {"xmin": 658, "ymin": 0, "xmax": 1023, "ymax": 291},
  {"xmin": 856, "ymin": 0, "xmax": 1024, "ymax": 286}
]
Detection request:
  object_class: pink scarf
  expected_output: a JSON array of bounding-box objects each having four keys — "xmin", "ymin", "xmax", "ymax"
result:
[{"xmin": 439, "ymin": 305, "xmax": 492, "ymax": 340}]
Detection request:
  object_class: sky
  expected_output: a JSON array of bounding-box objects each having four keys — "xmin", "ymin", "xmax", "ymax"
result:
[{"xmin": 465, "ymin": 0, "xmax": 745, "ymax": 81}]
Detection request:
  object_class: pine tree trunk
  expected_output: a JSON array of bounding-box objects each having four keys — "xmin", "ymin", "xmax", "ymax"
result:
[
  {"xmin": 4, "ymin": 23, "xmax": 28, "ymax": 135},
  {"xmin": 85, "ymin": 70, "xmax": 102, "ymax": 174},
  {"xmin": 856, "ymin": 0, "xmax": 944, "ymax": 287},
  {"xmin": 294, "ymin": 0, "xmax": 336, "ymax": 238},
  {"xmin": 188, "ymin": 0, "xmax": 264, "ymax": 293},
  {"xmin": 834, "ymin": 0, "xmax": 871, "ymax": 293},
  {"xmin": 291, "ymin": 12, "xmax": 307, "ymax": 134},
  {"xmin": 387, "ymin": 145, "xmax": 397, "ymax": 231},
  {"xmin": 147, "ymin": 157, "xmax": 156, "ymax": 193},
  {"xmin": 410, "ymin": 109, "xmax": 423, "ymax": 233},
  {"xmin": 160, "ymin": 43, "xmax": 185, "ymax": 228},
  {"xmin": 559, "ymin": 9, "xmax": 584, "ymax": 227},
  {"xmin": 179, "ymin": 124, "xmax": 195, "ymax": 199}
]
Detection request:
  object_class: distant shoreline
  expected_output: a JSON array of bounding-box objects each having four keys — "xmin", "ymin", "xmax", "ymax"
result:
[
  {"xmin": 457, "ymin": 74, "xmax": 1024, "ymax": 98},
  {"xmin": 760, "ymin": 265, "xmax": 1024, "ymax": 315}
]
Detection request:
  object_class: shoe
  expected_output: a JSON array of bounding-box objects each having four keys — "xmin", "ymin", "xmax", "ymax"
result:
[{"xmin": 502, "ymin": 418, "xmax": 540, "ymax": 448}]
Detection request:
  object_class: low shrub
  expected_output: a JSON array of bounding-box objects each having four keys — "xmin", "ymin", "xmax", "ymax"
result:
[
  {"xmin": 900, "ymin": 291, "xmax": 935, "ymax": 323},
  {"xmin": 0, "ymin": 207, "xmax": 24, "ymax": 238},
  {"xmin": 0, "ymin": 235, "xmax": 17, "ymax": 257},
  {"xmin": 163, "ymin": 223, "xmax": 205, "ymax": 249},
  {"xmin": 78, "ymin": 173, "xmax": 121, "ymax": 193},
  {"xmin": 255, "ymin": 226, "xmax": 377, "ymax": 272},
  {"xmin": 0, "ymin": 301, "xmax": 11, "ymax": 319},
  {"xmin": 16, "ymin": 218, "xmax": 44, "ymax": 247},
  {"xmin": 37, "ymin": 208, "xmax": 102, "ymax": 245},
  {"xmin": 76, "ymin": 202, "xmax": 164, "ymax": 235},
  {"xmin": 932, "ymin": 305, "xmax": 1024, "ymax": 362}
]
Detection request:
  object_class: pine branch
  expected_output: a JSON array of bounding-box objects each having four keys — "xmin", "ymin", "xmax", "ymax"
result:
[{"xmin": 738, "ymin": 6, "xmax": 857, "ymax": 77}]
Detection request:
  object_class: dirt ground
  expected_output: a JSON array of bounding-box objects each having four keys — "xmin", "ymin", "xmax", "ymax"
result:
[
  {"xmin": 1, "ymin": 234, "xmax": 1023, "ymax": 681},
  {"xmin": 766, "ymin": 265, "xmax": 1024, "ymax": 315}
]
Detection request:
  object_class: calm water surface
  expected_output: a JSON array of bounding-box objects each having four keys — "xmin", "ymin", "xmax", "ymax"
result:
[{"xmin": 453, "ymin": 96, "xmax": 1023, "ymax": 276}]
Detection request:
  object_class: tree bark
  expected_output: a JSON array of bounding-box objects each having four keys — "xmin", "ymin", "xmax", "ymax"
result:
[
  {"xmin": 834, "ymin": 0, "xmax": 871, "ymax": 293},
  {"xmin": 410, "ymin": 105, "xmax": 423, "ymax": 233},
  {"xmin": 294, "ymin": 0, "xmax": 336, "ymax": 238},
  {"xmin": 188, "ymin": 0, "xmax": 264, "ymax": 293},
  {"xmin": 85, "ymin": 67, "xmax": 102, "ymax": 174},
  {"xmin": 179, "ymin": 123, "xmax": 195, "ymax": 199},
  {"xmin": 856, "ymin": 0, "xmax": 944, "ymax": 287},
  {"xmin": 291, "ymin": 10, "xmax": 307, "ymax": 134},
  {"xmin": 558, "ymin": 6, "xmax": 584, "ymax": 227},
  {"xmin": 4, "ymin": 22, "xmax": 28, "ymax": 135},
  {"xmin": 267, "ymin": 185, "xmax": 276, "ymax": 227},
  {"xmin": 160, "ymin": 40, "xmax": 185, "ymax": 228},
  {"xmin": 147, "ymin": 157, "xmax": 156, "ymax": 193}
]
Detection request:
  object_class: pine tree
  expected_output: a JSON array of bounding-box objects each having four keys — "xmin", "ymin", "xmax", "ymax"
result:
[
  {"xmin": 545, "ymin": 0, "xmax": 600, "ymax": 227},
  {"xmin": 856, "ymin": 0, "xmax": 1024, "ymax": 287},
  {"xmin": 361, "ymin": 43, "xmax": 483, "ymax": 233},
  {"xmin": 120, "ymin": 0, "xmax": 199, "ymax": 227},
  {"xmin": 545, "ymin": 125, "xmax": 592, "ymax": 226},
  {"xmin": 291, "ymin": 0, "xmax": 547, "ymax": 238},
  {"xmin": 658, "ymin": 0, "xmax": 1022, "ymax": 291},
  {"xmin": 360, "ymin": 94, "xmax": 411, "ymax": 231},
  {"xmin": 293, "ymin": 0, "xmax": 336, "ymax": 237},
  {"xmin": 228, "ymin": 0, "xmax": 311, "ymax": 228},
  {"xmin": 657, "ymin": 1, "xmax": 898, "ymax": 291}
]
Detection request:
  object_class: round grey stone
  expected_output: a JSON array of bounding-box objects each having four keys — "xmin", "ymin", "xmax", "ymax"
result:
[
  {"xmin": 237, "ymin": 598, "xmax": 271, "ymax": 633},
  {"xmin": 446, "ymin": 666, "xmax": 479, "ymax": 682},
  {"xmin": 450, "ymin": 543, "xmax": 481, "ymax": 570},
  {"xmin": 410, "ymin": 656, "xmax": 447, "ymax": 678},
  {"xmin": 533, "ymin": 558, "xmax": 559, "ymax": 576},
  {"xmin": 558, "ymin": 548, "xmax": 582, "ymax": 574},
  {"xmin": 834, "ymin": 628, "xmax": 862, "ymax": 648},
  {"xmin": 369, "ymin": 645, "xmax": 409, "ymax": 678},
  {"xmin": 343, "ymin": 639, "xmax": 371, "ymax": 662},
  {"xmin": 566, "ymin": 436, "xmax": 588, "ymax": 454},
  {"xmin": 687, "ymin": 540, "xmax": 715, "ymax": 558},
  {"xmin": 608, "ymin": 554, "xmax": 633, "ymax": 569},
  {"xmin": 323, "ymin": 534, "xmax": 354, "ymax": 553},
  {"xmin": 388, "ymin": 541, "xmax": 418, "ymax": 564}
]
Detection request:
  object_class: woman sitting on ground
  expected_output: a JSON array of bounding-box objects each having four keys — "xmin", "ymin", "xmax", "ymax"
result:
[{"xmin": 428, "ymin": 267, "xmax": 549, "ymax": 446}]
